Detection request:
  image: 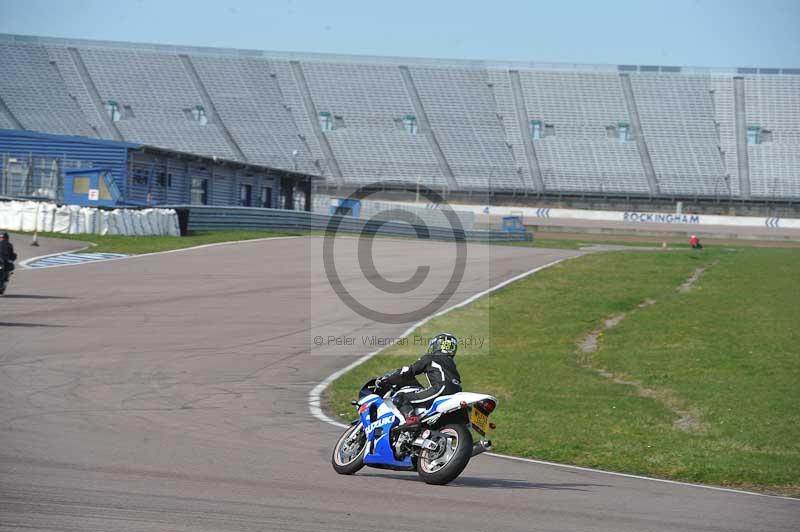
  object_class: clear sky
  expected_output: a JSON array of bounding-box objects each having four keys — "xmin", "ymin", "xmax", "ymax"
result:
[{"xmin": 1, "ymin": 0, "xmax": 798, "ymax": 68}]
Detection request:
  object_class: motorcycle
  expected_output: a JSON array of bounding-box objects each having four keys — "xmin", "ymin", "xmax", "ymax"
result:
[
  {"xmin": 0, "ymin": 261, "xmax": 13, "ymax": 295},
  {"xmin": 331, "ymin": 376, "xmax": 497, "ymax": 485}
]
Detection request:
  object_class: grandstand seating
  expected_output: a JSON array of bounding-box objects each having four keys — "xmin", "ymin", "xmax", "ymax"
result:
[
  {"xmin": 744, "ymin": 75, "xmax": 800, "ymax": 197},
  {"xmin": 45, "ymin": 46, "xmax": 118, "ymax": 139},
  {"xmin": 0, "ymin": 34, "xmax": 797, "ymax": 199},
  {"xmin": 630, "ymin": 74, "xmax": 725, "ymax": 196},
  {"xmin": 301, "ymin": 61, "xmax": 446, "ymax": 186},
  {"xmin": 75, "ymin": 47, "xmax": 239, "ymax": 159},
  {"xmin": 409, "ymin": 66, "xmax": 521, "ymax": 190},
  {"xmin": 0, "ymin": 43, "xmax": 94, "ymax": 137},
  {"xmin": 514, "ymin": 70, "xmax": 650, "ymax": 193},
  {"xmin": 188, "ymin": 55, "xmax": 317, "ymax": 172},
  {"xmin": 710, "ymin": 75, "xmax": 741, "ymax": 197}
]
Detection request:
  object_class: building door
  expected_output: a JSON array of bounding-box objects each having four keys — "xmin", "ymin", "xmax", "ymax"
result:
[
  {"xmin": 239, "ymin": 183, "xmax": 252, "ymax": 206},
  {"xmin": 261, "ymin": 186, "xmax": 272, "ymax": 208},
  {"xmin": 191, "ymin": 178, "xmax": 208, "ymax": 205}
]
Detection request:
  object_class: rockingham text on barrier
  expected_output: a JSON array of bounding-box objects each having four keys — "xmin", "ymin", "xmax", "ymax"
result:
[{"xmin": 623, "ymin": 212, "xmax": 701, "ymax": 224}]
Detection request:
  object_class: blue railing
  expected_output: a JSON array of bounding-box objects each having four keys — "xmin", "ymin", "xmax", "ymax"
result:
[{"xmin": 169, "ymin": 205, "xmax": 532, "ymax": 242}]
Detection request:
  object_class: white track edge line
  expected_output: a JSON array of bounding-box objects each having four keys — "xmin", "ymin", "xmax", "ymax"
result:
[
  {"xmin": 18, "ymin": 235, "xmax": 301, "ymax": 270},
  {"xmin": 308, "ymin": 258, "xmax": 566, "ymax": 428},
  {"xmin": 122, "ymin": 235, "xmax": 302, "ymax": 261},
  {"xmin": 484, "ymin": 453, "xmax": 799, "ymax": 501},
  {"xmin": 307, "ymin": 254, "xmax": 799, "ymax": 502},
  {"xmin": 17, "ymin": 232, "xmax": 505, "ymax": 270}
]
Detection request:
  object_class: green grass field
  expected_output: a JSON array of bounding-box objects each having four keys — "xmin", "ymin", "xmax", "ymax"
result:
[
  {"xmin": 328, "ymin": 247, "xmax": 800, "ymax": 495},
  {"xmin": 30, "ymin": 229, "xmax": 304, "ymax": 255}
]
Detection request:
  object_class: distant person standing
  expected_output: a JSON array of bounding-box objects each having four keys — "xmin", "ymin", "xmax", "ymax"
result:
[{"xmin": 690, "ymin": 234, "xmax": 702, "ymax": 249}]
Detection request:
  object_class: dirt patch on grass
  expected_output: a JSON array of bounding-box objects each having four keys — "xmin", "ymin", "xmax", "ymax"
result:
[
  {"xmin": 589, "ymin": 365, "xmax": 708, "ymax": 433},
  {"xmin": 578, "ymin": 313, "xmax": 627, "ymax": 354},
  {"xmin": 677, "ymin": 260, "xmax": 719, "ymax": 293},
  {"xmin": 577, "ymin": 294, "xmax": 709, "ymax": 433}
]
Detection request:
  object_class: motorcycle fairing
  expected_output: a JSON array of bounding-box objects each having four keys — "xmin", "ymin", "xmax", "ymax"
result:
[{"xmin": 357, "ymin": 394, "xmax": 413, "ymax": 470}]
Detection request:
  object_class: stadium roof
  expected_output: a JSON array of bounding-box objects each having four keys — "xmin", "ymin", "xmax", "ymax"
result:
[{"xmin": 1, "ymin": 33, "xmax": 796, "ymax": 76}]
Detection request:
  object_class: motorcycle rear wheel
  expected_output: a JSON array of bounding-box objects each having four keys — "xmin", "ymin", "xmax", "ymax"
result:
[
  {"xmin": 416, "ymin": 423, "xmax": 472, "ymax": 485},
  {"xmin": 331, "ymin": 423, "xmax": 367, "ymax": 475}
]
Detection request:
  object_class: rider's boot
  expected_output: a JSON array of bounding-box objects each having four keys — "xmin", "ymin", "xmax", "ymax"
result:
[{"xmin": 397, "ymin": 405, "xmax": 421, "ymax": 428}]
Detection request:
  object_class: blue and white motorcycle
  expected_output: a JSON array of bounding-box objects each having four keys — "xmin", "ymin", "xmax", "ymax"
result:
[{"xmin": 331, "ymin": 376, "xmax": 497, "ymax": 485}]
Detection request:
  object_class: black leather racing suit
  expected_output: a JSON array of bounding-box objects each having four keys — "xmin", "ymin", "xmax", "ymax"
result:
[
  {"xmin": 0, "ymin": 239, "xmax": 15, "ymax": 281},
  {"xmin": 385, "ymin": 351, "xmax": 462, "ymax": 417}
]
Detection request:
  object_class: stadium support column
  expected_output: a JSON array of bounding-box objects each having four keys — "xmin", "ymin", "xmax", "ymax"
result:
[
  {"xmin": 67, "ymin": 48, "xmax": 124, "ymax": 141},
  {"xmin": 281, "ymin": 177, "xmax": 294, "ymax": 210},
  {"xmin": 508, "ymin": 70, "xmax": 544, "ymax": 192},
  {"xmin": 303, "ymin": 178, "xmax": 312, "ymax": 212},
  {"xmin": 289, "ymin": 61, "xmax": 344, "ymax": 187},
  {"xmin": 180, "ymin": 55, "xmax": 248, "ymax": 163},
  {"xmin": 620, "ymin": 73, "xmax": 659, "ymax": 196},
  {"xmin": 733, "ymin": 76, "xmax": 752, "ymax": 199},
  {"xmin": 398, "ymin": 66, "xmax": 459, "ymax": 191},
  {"xmin": 0, "ymin": 95, "xmax": 23, "ymax": 130}
]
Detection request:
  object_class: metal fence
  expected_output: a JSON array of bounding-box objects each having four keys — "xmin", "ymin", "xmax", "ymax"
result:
[
  {"xmin": 171, "ymin": 205, "xmax": 531, "ymax": 242},
  {"xmin": 310, "ymin": 194, "xmax": 476, "ymax": 231},
  {"xmin": 0, "ymin": 153, "xmax": 89, "ymax": 202}
]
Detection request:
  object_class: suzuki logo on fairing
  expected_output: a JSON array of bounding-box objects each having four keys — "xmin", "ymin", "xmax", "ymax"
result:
[{"xmin": 365, "ymin": 416, "xmax": 394, "ymax": 436}]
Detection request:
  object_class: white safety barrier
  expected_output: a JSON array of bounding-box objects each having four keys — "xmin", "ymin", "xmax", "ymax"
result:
[
  {"xmin": 0, "ymin": 200, "xmax": 180, "ymax": 236},
  {"xmin": 312, "ymin": 195, "xmax": 476, "ymax": 230},
  {"xmin": 386, "ymin": 201, "xmax": 800, "ymax": 230}
]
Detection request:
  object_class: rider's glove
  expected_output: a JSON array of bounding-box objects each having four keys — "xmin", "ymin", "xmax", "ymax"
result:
[{"xmin": 374, "ymin": 377, "xmax": 383, "ymax": 389}]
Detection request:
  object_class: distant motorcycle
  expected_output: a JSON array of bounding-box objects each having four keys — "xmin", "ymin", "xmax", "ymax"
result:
[
  {"xmin": 331, "ymin": 376, "xmax": 497, "ymax": 485},
  {"xmin": 0, "ymin": 260, "xmax": 13, "ymax": 295}
]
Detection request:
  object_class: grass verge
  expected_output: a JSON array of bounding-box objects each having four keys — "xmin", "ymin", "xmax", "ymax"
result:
[
  {"xmin": 328, "ymin": 247, "xmax": 800, "ymax": 495},
  {"xmin": 26, "ymin": 229, "xmax": 670, "ymax": 255},
  {"xmin": 29, "ymin": 229, "xmax": 305, "ymax": 255}
]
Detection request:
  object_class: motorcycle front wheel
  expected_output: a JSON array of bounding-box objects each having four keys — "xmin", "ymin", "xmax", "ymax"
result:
[
  {"xmin": 416, "ymin": 423, "xmax": 472, "ymax": 485},
  {"xmin": 331, "ymin": 423, "xmax": 367, "ymax": 475}
]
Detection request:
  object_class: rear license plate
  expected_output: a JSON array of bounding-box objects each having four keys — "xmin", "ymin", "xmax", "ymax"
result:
[{"xmin": 470, "ymin": 407, "xmax": 490, "ymax": 435}]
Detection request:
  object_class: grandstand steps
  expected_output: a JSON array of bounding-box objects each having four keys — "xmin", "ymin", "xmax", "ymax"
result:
[
  {"xmin": 0, "ymin": 94, "xmax": 23, "ymax": 129},
  {"xmin": 67, "ymin": 47, "xmax": 123, "ymax": 141},
  {"xmin": 619, "ymin": 73, "xmax": 659, "ymax": 195},
  {"xmin": 179, "ymin": 54, "xmax": 247, "ymax": 162},
  {"xmin": 733, "ymin": 76, "xmax": 752, "ymax": 199},
  {"xmin": 508, "ymin": 70, "xmax": 545, "ymax": 192},
  {"xmin": 398, "ymin": 65, "xmax": 459, "ymax": 190},
  {"xmin": 289, "ymin": 60, "xmax": 344, "ymax": 185}
]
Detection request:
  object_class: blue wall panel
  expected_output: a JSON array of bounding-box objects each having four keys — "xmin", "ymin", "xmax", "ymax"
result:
[{"xmin": 0, "ymin": 128, "xmax": 138, "ymax": 200}]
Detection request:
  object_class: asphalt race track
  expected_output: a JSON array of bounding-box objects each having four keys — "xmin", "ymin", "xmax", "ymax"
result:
[
  {"xmin": 1, "ymin": 237, "xmax": 797, "ymax": 531},
  {"xmin": 8, "ymin": 233, "xmax": 87, "ymax": 263}
]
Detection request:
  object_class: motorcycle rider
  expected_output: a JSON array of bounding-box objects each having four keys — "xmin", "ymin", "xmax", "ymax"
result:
[
  {"xmin": 0, "ymin": 232, "xmax": 17, "ymax": 293},
  {"xmin": 376, "ymin": 332, "xmax": 462, "ymax": 427}
]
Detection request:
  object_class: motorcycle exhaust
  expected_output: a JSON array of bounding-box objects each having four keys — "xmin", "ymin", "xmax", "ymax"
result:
[
  {"xmin": 413, "ymin": 437, "xmax": 439, "ymax": 451},
  {"xmin": 471, "ymin": 439, "xmax": 492, "ymax": 457}
]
